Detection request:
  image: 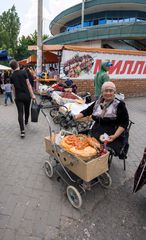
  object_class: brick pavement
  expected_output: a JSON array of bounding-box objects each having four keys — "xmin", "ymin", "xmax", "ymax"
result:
[{"xmin": 0, "ymin": 95, "xmax": 146, "ymax": 240}]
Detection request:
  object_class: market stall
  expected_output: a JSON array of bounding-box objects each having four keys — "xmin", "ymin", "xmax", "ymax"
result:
[{"xmin": 28, "ymin": 44, "xmax": 146, "ymax": 97}]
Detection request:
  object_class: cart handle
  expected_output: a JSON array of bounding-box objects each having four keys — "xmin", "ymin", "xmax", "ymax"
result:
[
  {"xmin": 40, "ymin": 104, "xmax": 68, "ymax": 111},
  {"xmin": 40, "ymin": 104, "xmax": 69, "ymax": 138},
  {"xmin": 41, "ymin": 108, "xmax": 52, "ymax": 138}
]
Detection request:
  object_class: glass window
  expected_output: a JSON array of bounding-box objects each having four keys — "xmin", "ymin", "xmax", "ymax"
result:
[
  {"xmin": 63, "ymin": 12, "xmax": 146, "ymax": 33},
  {"xmin": 107, "ymin": 19, "xmax": 113, "ymax": 24},
  {"xmin": 124, "ymin": 18, "xmax": 130, "ymax": 23},
  {"xmin": 129, "ymin": 18, "xmax": 136, "ymax": 22},
  {"xmin": 84, "ymin": 21, "xmax": 93, "ymax": 27},
  {"xmin": 136, "ymin": 18, "xmax": 145, "ymax": 22},
  {"xmin": 99, "ymin": 19, "xmax": 106, "ymax": 24},
  {"xmin": 112, "ymin": 18, "xmax": 118, "ymax": 23},
  {"xmin": 119, "ymin": 18, "xmax": 124, "ymax": 23}
]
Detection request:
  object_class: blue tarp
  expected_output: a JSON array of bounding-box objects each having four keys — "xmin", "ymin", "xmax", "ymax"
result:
[{"xmin": 0, "ymin": 50, "xmax": 13, "ymax": 61}]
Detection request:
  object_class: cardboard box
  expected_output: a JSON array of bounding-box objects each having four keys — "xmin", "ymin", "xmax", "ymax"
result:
[{"xmin": 45, "ymin": 136, "xmax": 109, "ymax": 182}]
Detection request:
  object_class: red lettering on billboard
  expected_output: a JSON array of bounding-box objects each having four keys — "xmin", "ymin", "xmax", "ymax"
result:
[
  {"xmin": 131, "ymin": 61, "xmax": 145, "ymax": 74},
  {"xmin": 93, "ymin": 59, "xmax": 102, "ymax": 74},
  {"xmin": 143, "ymin": 65, "xmax": 146, "ymax": 74},
  {"xmin": 120, "ymin": 61, "xmax": 134, "ymax": 74},
  {"xmin": 109, "ymin": 60, "xmax": 123, "ymax": 74}
]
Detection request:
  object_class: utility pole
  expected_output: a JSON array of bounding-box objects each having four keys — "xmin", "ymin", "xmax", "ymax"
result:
[
  {"xmin": 37, "ymin": 0, "xmax": 43, "ymax": 79},
  {"xmin": 81, "ymin": 0, "xmax": 85, "ymax": 28}
]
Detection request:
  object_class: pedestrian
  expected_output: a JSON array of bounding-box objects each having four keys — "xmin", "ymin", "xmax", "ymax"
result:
[
  {"xmin": 3, "ymin": 78, "xmax": 13, "ymax": 106},
  {"xmin": 0, "ymin": 72, "xmax": 4, "ymax": 94},
  {"xmin": 9, "ymin": 60, "xmax": 36, "ymax": 138},
  {"xmin": 48, "ymin": 67, "xmax": 56, "ymax": 78},
  {"xmin": 94, "ymin": 60, "xmax": 113, "ymax": 99}
]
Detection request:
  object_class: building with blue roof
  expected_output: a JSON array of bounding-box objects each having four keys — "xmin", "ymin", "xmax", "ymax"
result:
[{"xmin": 44, "ymin": 0, "xmax": 146, "ymax": 50}]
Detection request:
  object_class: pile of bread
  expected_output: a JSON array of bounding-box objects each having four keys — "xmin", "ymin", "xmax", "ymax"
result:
[{"xmin": 60, "ymin": 134, "xmax": 101, "ymax": 160}]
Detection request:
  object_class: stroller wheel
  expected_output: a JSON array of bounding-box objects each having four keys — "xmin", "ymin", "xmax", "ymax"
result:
[
  {"xmin": 50, "ymin": 108, "xmax": 59, "ymax": 118},
  {"xmin": 53, "ymin": 116, "xmax": 61, "ymax": 124},
  {"xmin": 44, "ymin": 160, "xmax": 54, "ymax": 178},
  {"xmin": 77, "ymin": 121, "xmax": 87, "ymax": 132},
  {"xmin": 98, "ymin": 172, "xmax": 112, "ymax": 188},
  {"xmin": 67, "ymin": 186, "xmax": 82, "ymax": 209},
  {"xmin": 60, "ymin": 118, "xmax": 68, "ymax": 129}
]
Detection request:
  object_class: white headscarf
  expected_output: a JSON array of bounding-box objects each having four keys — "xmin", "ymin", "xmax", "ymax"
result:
[{"xmin": 101, "ymin": 81, "xmax": 116, "ymax": 92}]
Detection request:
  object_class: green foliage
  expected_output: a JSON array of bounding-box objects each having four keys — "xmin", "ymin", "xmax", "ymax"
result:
[
  {"xmin": 15, "ymin": 31, "xmax": 49, "ymax": 61},
  {"xmin": 0, "ymin": 5, "xmax": 50, "ymax": 61},
  {"xmin": 0, "ymin": 5, "xmax": 20, "ymax": 56}
]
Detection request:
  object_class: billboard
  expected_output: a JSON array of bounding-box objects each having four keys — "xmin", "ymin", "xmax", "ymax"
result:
[{"xmin": 60, "ymin": 50, "xmax": 146, "ymax": 79}]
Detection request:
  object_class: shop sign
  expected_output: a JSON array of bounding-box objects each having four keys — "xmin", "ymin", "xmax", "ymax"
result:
[{"xmin": 60, "ymin": 50, "xmax": 146, "ymax": 79}]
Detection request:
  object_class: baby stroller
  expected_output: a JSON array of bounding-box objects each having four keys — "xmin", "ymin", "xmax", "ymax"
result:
[
  {"xmin": 59, "ymin": 110, "xmax": 93, "ymax": 133},
  {"xmin": 41, "ymin": 104, "xmax": 112, "ymax": 209},
  {"xmin": 50, "ymin": 104, "xmax": 93, "ymax": 133}
]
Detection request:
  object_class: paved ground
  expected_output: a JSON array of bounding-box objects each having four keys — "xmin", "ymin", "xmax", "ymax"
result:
[
  {"xmin": 58, "ymin": 178, "xmax": 146, "ymax": 240},
  {"xmin": 0, "ymin": 95, "xmax": 146, "ymax": 240}
]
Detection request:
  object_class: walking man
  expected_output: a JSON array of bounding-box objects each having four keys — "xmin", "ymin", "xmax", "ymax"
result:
[{"xmin": 10, "ymin": 60, "xmax": 36, "ymax": 138}]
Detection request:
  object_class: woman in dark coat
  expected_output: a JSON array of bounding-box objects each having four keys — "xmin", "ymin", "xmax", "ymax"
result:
[{"xmin": 74, "ymin": 82, "xmax": 129, "ymax": 156}]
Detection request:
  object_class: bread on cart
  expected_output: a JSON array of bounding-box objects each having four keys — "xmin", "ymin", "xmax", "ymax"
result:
[{"xmin": 60, "ymin": 134, "xmax": 101, "ymax": 160}]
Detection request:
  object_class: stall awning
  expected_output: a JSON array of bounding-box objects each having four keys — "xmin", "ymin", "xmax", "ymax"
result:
[
  {"xmin": 28, "ymin": 44, "xmax": 146, "ymax": 56},
  {"xmin": 18, "ymin": 51, "xmax": 58, "ymax": 66},
  {"xmin": 18, "ymin": 59, "xmax": 27, "ymax": 65},
  {"xmin": 0, "ymin": 64, "xmax": 11, "ymax": 70},
  {"xmin": 28, "ymin": 45, "xmax": 63, "ymax": 51}
]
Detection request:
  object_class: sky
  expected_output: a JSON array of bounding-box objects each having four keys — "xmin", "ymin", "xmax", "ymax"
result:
[{"xmin": 0, "ymin": 0, "xmax": 82, "ymax": 37}]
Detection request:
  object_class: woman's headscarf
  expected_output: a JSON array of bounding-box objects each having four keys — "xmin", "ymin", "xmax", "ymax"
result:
[{"xmin": 101, "ymin": 81, "xmax": 116, "ymax": 92}]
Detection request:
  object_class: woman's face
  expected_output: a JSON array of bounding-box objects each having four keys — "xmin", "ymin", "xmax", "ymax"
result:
[{"xmin": 102, "ymin": 88, "xmax": 115, "ymax": 101}]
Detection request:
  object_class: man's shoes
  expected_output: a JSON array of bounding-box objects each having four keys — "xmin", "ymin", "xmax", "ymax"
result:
[
  {"xmin": 25, "ymin": 121, "xmax": 28, "ymax": 125},
  {"xmin": 20, "ymin": 130, "xmax": 25, "ymax": 138}
]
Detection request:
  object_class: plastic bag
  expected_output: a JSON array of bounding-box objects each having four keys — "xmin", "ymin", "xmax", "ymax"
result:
[{"xmin": 31, "ymin": 100, "xmax": 40, "ymax": 122}]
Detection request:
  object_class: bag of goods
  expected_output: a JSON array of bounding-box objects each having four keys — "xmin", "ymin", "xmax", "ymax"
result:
[
  {"xmin": 62, "ymin": 92, "xmax": 84, "ymax": 104},
  {"xmin": 60, "ymin": 134, "xmax": 101, "ymax": 160},
  {"xmin": 31, "ymin": 100, "xmax": 40, "ymax": 122},
  {"xmin": 62, "ymin": 92, "xmax": 79, "ymax": 100}
]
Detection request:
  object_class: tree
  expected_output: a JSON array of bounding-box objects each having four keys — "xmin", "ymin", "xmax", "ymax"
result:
[
  {"xmin": 0, "ymin": 5, "xmax": 20, "ymax": 56},
  {"xmin": 15, "ymin": 31, "xmax": 49, "ymax": 61}
]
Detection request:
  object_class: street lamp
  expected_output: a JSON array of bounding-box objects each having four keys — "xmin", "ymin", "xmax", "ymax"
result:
[
  {"xmin": 37, "ymin": 0, "xmax": 43, "ymax": 77},
  {"xmin": 81, "ymin": 0, "xmax": 85, "ymax": 28}
]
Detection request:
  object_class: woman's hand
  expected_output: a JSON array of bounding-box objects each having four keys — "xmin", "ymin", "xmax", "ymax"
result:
[
  {"xmin": 108, "ymin": 126, "xmax": 125, "ymax": 142},
  {"xmin": 108, "ymin": 134, "xmax": 117, "ymax": 142}
]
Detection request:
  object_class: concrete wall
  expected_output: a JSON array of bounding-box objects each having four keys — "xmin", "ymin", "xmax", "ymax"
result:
[
  {"xmin": 74, "ymin": 79, "xmax": 146, "ymax": 97},
  {"xmin": 74, "ymin": 40, "xmax": 102, "ymax": 48}
]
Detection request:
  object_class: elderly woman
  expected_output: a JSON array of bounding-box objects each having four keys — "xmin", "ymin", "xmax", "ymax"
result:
[{"xmin": 75, "ymin": 81, "xmax": 129, "ymax": 156}]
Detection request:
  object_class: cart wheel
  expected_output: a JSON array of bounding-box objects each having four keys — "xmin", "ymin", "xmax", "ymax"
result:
[
  {"xmin": 44, "ymin": 160, "xmax": 54, "ymax": 178},
  {"xmin": 53, "ymin": 116, "xmax": 61, "ymax": 124},
  {"xmin": 60, "ymin": 118, "xmax": 68, "ymax": 129},
  {"xmin": 77, "ymin": 122, "xmax": 87, "ymax": 131},
  {"xmin": 98, "ymin": 172, "xmax": 112, "ymax": 188},
  {"xmin": 67, "ymin": 186, "xmax": 82, "ymax": 209},
  {"xmin": 50, "ymin": 108, "xmax": 59, "ymax": 118}
]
